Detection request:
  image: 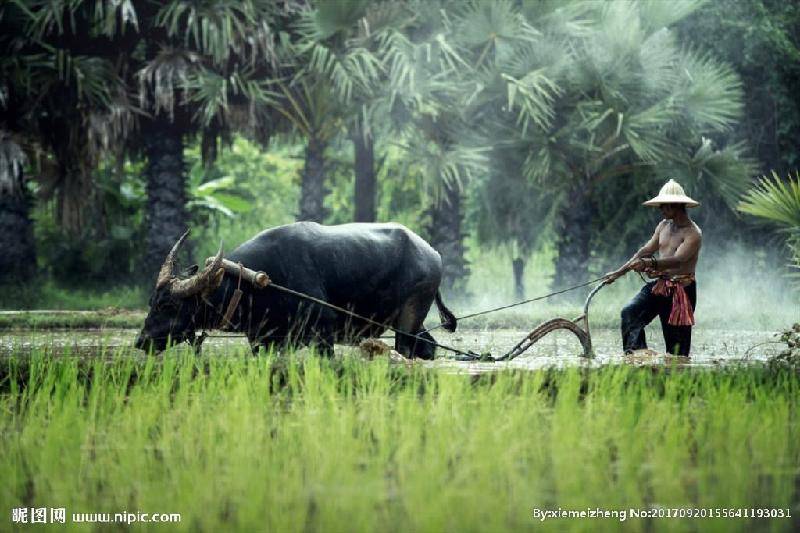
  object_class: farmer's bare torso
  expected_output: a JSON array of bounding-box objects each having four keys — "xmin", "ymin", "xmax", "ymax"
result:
[{"xmin": 652, "ymin": 219, "xmax": 702, "ymax": 278}]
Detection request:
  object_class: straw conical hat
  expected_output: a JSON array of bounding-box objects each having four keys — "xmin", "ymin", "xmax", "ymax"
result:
[{"xmin": 643, "ymin": 179, "xmax": 699, "ymax": 208}]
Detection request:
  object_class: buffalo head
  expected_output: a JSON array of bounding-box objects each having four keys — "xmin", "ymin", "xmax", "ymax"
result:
[{"xmin": 135, "ymin": 230, "xmax": 224, "ymax": 352}]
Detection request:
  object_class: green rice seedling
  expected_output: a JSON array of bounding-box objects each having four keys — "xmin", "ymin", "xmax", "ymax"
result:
[{"xmin": 1, "ymin": 345, "xmax": 798, "ymax": 532}]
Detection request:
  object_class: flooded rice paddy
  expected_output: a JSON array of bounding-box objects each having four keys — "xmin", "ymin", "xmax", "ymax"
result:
[{"xmin": 0, "ymin": 326, "xmax": 783, "ymax": 372}]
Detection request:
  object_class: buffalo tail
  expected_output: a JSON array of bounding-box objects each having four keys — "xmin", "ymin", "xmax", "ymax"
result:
[{"xmin": 434, "ymin": 290, "xmax": 457, "ymax": 332}]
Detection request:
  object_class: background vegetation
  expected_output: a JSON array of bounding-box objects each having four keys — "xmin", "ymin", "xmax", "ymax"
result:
[{"xmin": 0, "ymin": 0, "xmax": 798, "ymax": 314}]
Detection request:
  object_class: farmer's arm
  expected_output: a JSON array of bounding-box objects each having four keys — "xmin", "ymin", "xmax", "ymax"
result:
[
  {"xmin": 604, "ymin": 221, "xmax": 664, "ymax": 281},
  {"xmin": 647, "ymin": 231, "xmax": 701, "ymax": 270}
]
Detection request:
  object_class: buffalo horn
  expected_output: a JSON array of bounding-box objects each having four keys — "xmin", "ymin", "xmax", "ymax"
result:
[
  {"xmin": 156, "ymin": 229, "xmax": 191, "ymax": 288},
  {"xmin": 170, "ymin": 242, "xmax": 224, "ymax": 297}
]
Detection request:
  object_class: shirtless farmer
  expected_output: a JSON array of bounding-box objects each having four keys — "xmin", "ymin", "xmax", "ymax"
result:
[{"xmin": 604, "ymin": 179, "xmax": 702, "ymax": 356}]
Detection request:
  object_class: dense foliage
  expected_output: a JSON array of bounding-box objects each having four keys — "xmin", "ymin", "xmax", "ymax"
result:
[
  {"xmin": 1, "ymin": 0, "xmax": 798, "ymax": 299},
  {"xmin": 738, "ymin": 171, "xmax": 800, "ymax": 285}
]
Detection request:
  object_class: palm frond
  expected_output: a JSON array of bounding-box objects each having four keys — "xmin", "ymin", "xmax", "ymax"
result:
[
  {"xmin": 361, "ymin": 1, "xmax": 410, "ymax": 37},
  {"xmin": 187, "ymin": 68, "xmax": 230, "ymax": 127},
  {"xmin": 188, "ymin": 66, "xmax": 279, "ymax": 128},
  {"xmin": 499, "ymin": 37, "xmax": 569, "ymax": 80},
  {"xmin": 502, "ymin": 69, "xmax": 560, "ymax": 134},
  {"xmin": 431, "ymin": 143, "xmax": 490, "ymax": 199},
  {"xmin": 299, "ymin": 40, "xmax": 382, "ymax": 104},
  {"xmin": 92, "ymin": 0, "xmax": 138, "ymax": 36},
  {"xmin": 622, "ymin": 101, "xmax": 679, "ymax": 161},
  {"xmin": 738, "ymin": 171, "xmax": 800, "ymax": 287},
  {"xmin": 272, "ymin": 80, "xmax": 313, "ymax": 137},
  {"xmin": 454, "ymin": 0, "xmax": 540, "ymax": 49},
  {"xmin": 1, "ymin": 52, "xmax": 55, "ymax": 102},
  {"xmin": 137, "ymin": 47, "xmax": 201, "ymax": 118},
  {"xmin": 638, "ymin": 28, "xmax": 679, "ymax": 95},
  {"xmin": 290, "ymin": 2, "xmax": 391, "ymax": 112},
  {"xmin": 638, "ymin": 0, "xmax": 705, "ymax": 32},
  {"xmin": 156, "ymin": 1, "xmax": 279, "ymax": 66},
  {"xmin": 14, "ymin": 0, "xmax": 82, "ymax": 39},
  {"xmin": 522, "ymin": 143, "xmax": 554, "ymax": 183},
  {"xmin": 303, "ymin": 0, "xmax": 370, "ymax": 40},
  {"xmin": 22, "ymin": 44, "xmax": 122, "ymax": 109},
  {"xmin": 674, "ymin": 137, "xmax": 757, "ymax": 206},
  {"xmin": 378, "ymin": 29, "xmax": 426, "ymax": 104},
  {"xmin": 398, "ymin": 124, "xmax": 490, "ymax": 200},
  {"xmin": 675, "ymin": 49, "xmax": 743, "ymax": 132},
  {"xmin": 599, "ymin": 0, "xmax": 644, "ymax": 54},
  {"xmin": 86, "ymin": 92, "xmax": 137, "ymax": 159},
  {"xmin": 738, "ymin": 171, "xmax": 800, "ymax": 229},
  {"xmin": 522, "ymin": 0, "xmax": 595, "ymax": 39},
  {"xmin": 433, "ymin": 32, "xmax": 471, "ymax": 72}
]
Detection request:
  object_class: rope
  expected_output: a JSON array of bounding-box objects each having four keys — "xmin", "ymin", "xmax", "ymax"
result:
[
  {"xmin": 421, "ymin": 275, "xmax": 608, "ymax": 333},
  {"xmin": 199, "ymin": 264, "xmax": 608, "ymax": 360},
  {"xmin": 264, "ymin": 282, "xmax": 477, "ymax": 358}
]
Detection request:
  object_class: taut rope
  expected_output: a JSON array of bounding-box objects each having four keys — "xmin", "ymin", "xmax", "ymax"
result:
[{"xmin": 198, "ymin": 258, "xmax": 609, "ymax": 360}]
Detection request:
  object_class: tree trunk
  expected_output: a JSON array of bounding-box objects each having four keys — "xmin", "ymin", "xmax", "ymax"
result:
[
  {"xmin": 142, "ymin": 116, "xmax": 189, "ymax": 285},
  {"xmin": 298, "ymin": 135, "xmax": 328, "ymax": 222},
  {"xmin": 427, "ymin": 180, "xmax": 469, "ymax": 295},
  {"xmin": 352, "ymin": 124, "xmax": 376, "ymax": 222},
  {"xmin": 297, "ymin": 137, "xmax": 327, "ymax": 223},
  {"xmin": 0, "ymin": 186, "xmax": 36, "ymax": 285},
  {"xmin": 512, "ymin": 257, "xmax": 525, "ymax": 300},
  {"xmin": 553, "ymin": 179, "xmax": 594, "ymax": 295}
]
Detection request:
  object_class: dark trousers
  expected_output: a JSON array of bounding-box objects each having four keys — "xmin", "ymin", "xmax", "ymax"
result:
[{"xmin": 620, "ymin": 281, "xmax": 697, "ymax": 356}]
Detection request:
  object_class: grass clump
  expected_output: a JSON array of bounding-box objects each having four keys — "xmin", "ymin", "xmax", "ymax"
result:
[
  {"xmin": 1, "ymin": 347, "xmax": 798, "ymax": 532},
  {"xmin": 768, "ymin": 323, "xmax": 800, "ymax": 370},
  {"xmin": 0, "ymin": 309, "xmax": 146, "ymax": 330},
  {"xmin": 0, "ymin": 281, "xmax": 146, "ymax": 312}
]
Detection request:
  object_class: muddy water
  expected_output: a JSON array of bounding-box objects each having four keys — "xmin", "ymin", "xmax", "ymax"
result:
[
  {"xmin": 0, "ymin": 327, "xmax": 783, "ymax": 372},
  {"xmin": 428, "ymin": 328, "xmax": 782, "ymax": 373}
]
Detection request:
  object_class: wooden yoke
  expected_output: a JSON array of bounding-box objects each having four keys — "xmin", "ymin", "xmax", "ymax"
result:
[{"xmin": 205, "ymin": 257, "xmax": 270, "ymax": 288}]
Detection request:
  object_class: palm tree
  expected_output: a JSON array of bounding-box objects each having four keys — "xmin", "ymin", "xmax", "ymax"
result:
[
  {"xmin": 474, "ymin": 144, "xmax": 557, "ymax": 299},
  {"xmin": 19, "ymin": 1, "xmax": 290, "ymax": 281},
  {"xmin": 738, "ymin": 172, "xmax": 800, "ymax": 285},
  {"xmin": 437, "ymin": 0, "xmax": 555, "ymax": 297},
  {"xmin": 469, "ymin": 1, "xmax": 757, "ymax": 289},
  {"xmin": 289, "ymin": 0, "xmax": 397, "ymax": 223},
  {"xmin": 0, "ymin": 132, "xmax": 34, "ymax": 284},
  {"xmin": 373, "ymin": 0, "xmax": 491, "ymax": 292},
  {"xmin": 408, "ymin": 114, "xmax": 488, "ymax": 293},
  {"xmin": 0, "ymin": 1, "xmax": 131, "ymax": 283},
  {"xmin": 130, "ymin": 1, "xmax": 288, "ymax": 279},
  {"xmin": 0, "ymin": 4, "xmax": 36, "ymax": 284}
]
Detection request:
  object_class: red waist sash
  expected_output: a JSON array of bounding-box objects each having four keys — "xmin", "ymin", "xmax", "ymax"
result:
[{"xmin": 651, "ymin": 274, "xmax": 695, "ymax": 326}]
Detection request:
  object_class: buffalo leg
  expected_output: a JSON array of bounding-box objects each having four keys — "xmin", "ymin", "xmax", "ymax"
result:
[
  {"xmin": 310, "ymin": 312, "xmax": 337, "ymax": 358},
  {"xmin": 312, "ymin": 335, "xmax": 335, "ymax": 358},
  {"xmin": 401, "ymin": 330, "xmax": 436, "ymax": 360},
  {"xmin": 395, "ymin": 291, "xmax": 437, "ymax": 359},
  {"xmin": 249, "ymin": 338, "xmax": 282, "ymax": 357},
  {"xmin": 299, "ymin": 302, "xmax": 337, "ymax": 358}
]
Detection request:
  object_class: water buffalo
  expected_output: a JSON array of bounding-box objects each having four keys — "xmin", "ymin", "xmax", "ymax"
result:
[{"xmin": 134, "ymin": 222, "xmax": 457, "ymax": 358}]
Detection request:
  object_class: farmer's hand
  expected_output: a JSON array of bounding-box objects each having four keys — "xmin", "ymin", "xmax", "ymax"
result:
[
  {"xmin": 629, "ymin": 258, "xmax": 647, "ymax": 272},
  {"xmin": 604, "ymin": 257, "xmax": 638, "ymax": 283}
]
